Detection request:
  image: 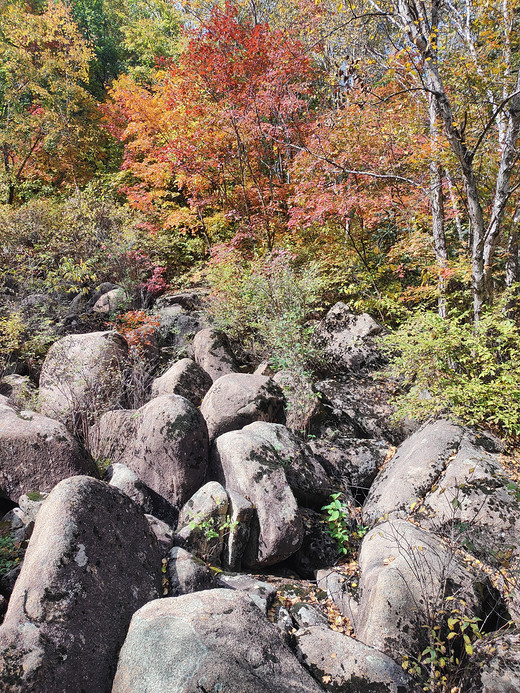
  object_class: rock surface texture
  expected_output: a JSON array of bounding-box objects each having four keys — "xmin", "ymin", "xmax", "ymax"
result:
[
  {"xmin": 0, "ymin": 403, "xmax": 97, "ymax": 502},
  {"xmin": 93, "ymin": 394, "xmax": 209, "ymax": 508},
  {"xmin": 0, "ymin": 476, "xmax": 162, "ymax": 692},
  {"xmin": 201, "ymin": 373, "xmax": 285, "ymax": 441},
  {"xmin": 112, "ymin": 589, "xmax": 324, "ymax": 693}
]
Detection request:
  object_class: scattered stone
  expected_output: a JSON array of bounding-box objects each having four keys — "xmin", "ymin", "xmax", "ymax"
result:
[
  {"xmin": 201, "ymin": 373, "xmax": 285, "ymax": 441},
  {"xmin": 210, "ymin": 429, "xmax": 303, "ymax": 568},
  {"xmin": 0, "ymin": 404, "xmax": 97, "ymax": 503},
  {"xmin": 155, "ymin": 290, "xmax": 207, "ymax": 312},
  {"xmin": 193, "ymin": 328, "xmax": 239, "ymax": 382},
  {"xmin": 112, "ymin": 589, "xmax": 324, "ymax": 693},
  {"xmin": 0, "ymin": 476, "xmax": 162, "ymax": 692},
  {"xmin": 295, "ymin": 625, "xmax": 417, "ymax": 692},
  {"xmin": 216, "ymin": 573, "xmax": 277, "ymax": 614},
  {"xmin": 151, "ymin": 357, "xmax": 213, "ymax": 406}
]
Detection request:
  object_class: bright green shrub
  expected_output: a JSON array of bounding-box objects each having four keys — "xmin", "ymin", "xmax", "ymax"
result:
[{"xmin": 381, "ymin": 304, "xmax": 520, "ymax": 437}]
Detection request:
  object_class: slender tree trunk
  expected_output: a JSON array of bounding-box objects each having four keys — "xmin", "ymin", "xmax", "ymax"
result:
[{"xmin": 396, "ymin": 0, "xmax": 520, "ymax": 322}]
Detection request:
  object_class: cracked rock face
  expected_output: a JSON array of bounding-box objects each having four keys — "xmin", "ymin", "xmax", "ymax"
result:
[{"xmin": 0, "ymin": 476, "xmax": 162, "ymax": 693}]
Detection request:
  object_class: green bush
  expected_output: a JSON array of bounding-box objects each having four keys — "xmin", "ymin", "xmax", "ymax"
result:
[
  {"xmin": 205, "ymin": 248, "xmax": 323, "ymax": 371},
  {"xmin": 381, "ymin": 303, "xmax": 520, "ymax": 437}
]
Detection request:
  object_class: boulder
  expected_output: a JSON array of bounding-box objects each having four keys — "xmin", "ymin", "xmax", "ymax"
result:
[
  {"xmin": 472, "ymin": 632, "xmax": 520, "ymax": 693},
  {"xmin": 145, "ymin": 515, "xmax": 175, "ymax": 556},
  {"xmin": 223, "ymin": 490, "xmax": 254, "ymax": 572},
  {"xmin": 155, "ymin": 290, "xmax": 207, "ymax": 312},
  {"xmin": 309, "ymin": 437, "xmax": 389, "ymax": 500},
  {"xmin": 295, "ymin": 626, "xmax": 416, "ymax": 692},
  {"xmin": 210, "ymin": 429, "xmax": 303, "ymax": 568},
  {"xmin": 176, "ymin": 482, "xmax": 229, "ymax": 565},
  {"xmin": 355, "ymin": 519, "xmax": 490, "ymax": 659},
  {"xmin": 363, "ymin": 419, "xmax": 464, "ymax": 527},
  {"xmin": 314, "ymin": 374, "xmax": 416, "ymax": 445},
  {"xmin": 112, "ymin": 589, "xmax": 324, "ymax": 693},
  {"xmin": 316, "ymin": 569, "xmax": 359, "ymax": 623},
  {"xmin": 193, "ymin": 328, "xmax": 239, "ymax": 382},
  {"xmin": 92, "ymin": 395, "xmax": 209, "ymax": 508},
  {"xmin": 420, "ymin": 435, "xmax": 520, "ymax": 565},
  {"xmin": 92, "ymin": 287, "xmax": 128, "ymax": 314},
  {"xmin": 156, "ymin": 309, "xmax": 207, "ymax": 358},
  {"xmin": 167, "ymin": 546, "xmax": 219, "ymax": 596},
  {"xmin": 0, "ymin": 476, "xmax": 162, "ymax": 692},
  {"xmin": 312, "ymin": 302, "xmax": 384, "ymax": 373},
  {"xmin": 290, "ymin": 508, "xmax": 341, "ymax": 580},
  {"xmin": 0, "ymin": 375, "xmax": 36, "ymax": 410},
  {"xmin": 105, "ymin": 463, "xmax": 177, "ymax": 526},
  {"xmin": 216, "ymin": 573, "xmax": 277, "ymax": 614},
  {"xmin": 0, "ymin": 404, "xmax": 97, "ymax": 503},
  {"xmin": 290, "ymin": 604, "xmax": 329, "ymax": 629},
  {"xmin": 151, "ymin": 358, "xmax": 212, "ymax": 406},
  {"xmin": 241, "ymin": 422, "xmax": 334, "ymax": 508},
  {"xmin": 201, "ymin": 373, "xmax": 285, "ymax": 441},
  {"xmin": 272, "ymin": 370, "xmax": 321, "ymax": 432},
  {"xmin": 38, "ymin": 331, "xmax": 127, "ymax": 427}
]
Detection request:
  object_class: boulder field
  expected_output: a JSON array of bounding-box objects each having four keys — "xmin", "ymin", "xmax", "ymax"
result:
[{"xmin": 0, "ymin": 294, "xmax": 518, "ymax": 692}]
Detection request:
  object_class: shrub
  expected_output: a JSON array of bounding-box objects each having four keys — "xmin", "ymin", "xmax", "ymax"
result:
[
  {"xmin": 204, "ymin": 249, "xmax": 325, "ymax": 430},
  {"xmin": 205, "ymin": 248, "xmax": 323, "ymax": 369},
  {"xmin": 381, "ymin": 303, "xmax": 520, "ymax": 437}
]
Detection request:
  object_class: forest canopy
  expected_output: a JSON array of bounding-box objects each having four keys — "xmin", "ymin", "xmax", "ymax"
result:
[{"xmin": 1, "ymin": 0, "xmax": 520, "ymax": 435}]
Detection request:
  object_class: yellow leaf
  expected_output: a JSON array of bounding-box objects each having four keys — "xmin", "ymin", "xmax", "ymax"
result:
[
  {"xmin": 322, "ymin": 675, "xmax": 332, "ymax": 683},
  {"xmin": 383, "ymin": 556, "xmax": 396, "ymax": 565}
]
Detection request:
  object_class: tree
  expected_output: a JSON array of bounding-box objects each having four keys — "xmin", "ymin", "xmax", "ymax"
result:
[
  {"xmin": 0, "ymin": 0, "xmax": 99, "ymax": 203},
  {"xmin": 106, "ymin": 3, "xmax": 317, "ymax": 250}
]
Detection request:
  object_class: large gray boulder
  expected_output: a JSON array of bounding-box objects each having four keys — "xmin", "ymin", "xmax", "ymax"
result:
[
  {"xmin": 0, "ymin": 403, "xmax": 97, "ymax": 502},
  {"xmin": 355, "ymin": 519, "xmax": 489, "ymax": 660},
  {"xmin": 150, "ymin": 358, "xmax": 212, "ymax": 406},
  {"xmin": 38, "ymin": 331, "xmax": 127, "ymax": 427},
  {"xmin": 210, "ymin": 429, "xmax": 303, "ymax": 568},
  {"xmin": 193, "ymin": 328, "xmax": 238, "ymax": 382},
  {"xmin": 112, "ymin": 589, "xmax": 324, "ymax": 693},
  {"xmin": 295, "ymin": 626, "xmax": 416, "ymax": 692},
  {"xmin": 363, "ymin": 420, "xmax": 464, "ymax": 527},
  {"xmin": 167, "ymin": 546, "xmax": 219, "ymax": 596},
  {"xmin": 240, "ymin": 422, "xmax": 334, "ymax": 508},
  {"xmin": 420, "ymin": 435, "xmax": 520, "ymax": 565},
  {"xmin": 201, "ymin": 373, "xmax": 285, "ymax": 441},
  {"xmin": 92, "ymin": 394, "xmax": 209, "ymax": 508},
  {"xmin": 0, "ymin": 476, "xmax": 162, "ymax": 692},
  {"xmin": 312, "ymin": 303, "xmax": 384, "ymax": 373}
]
